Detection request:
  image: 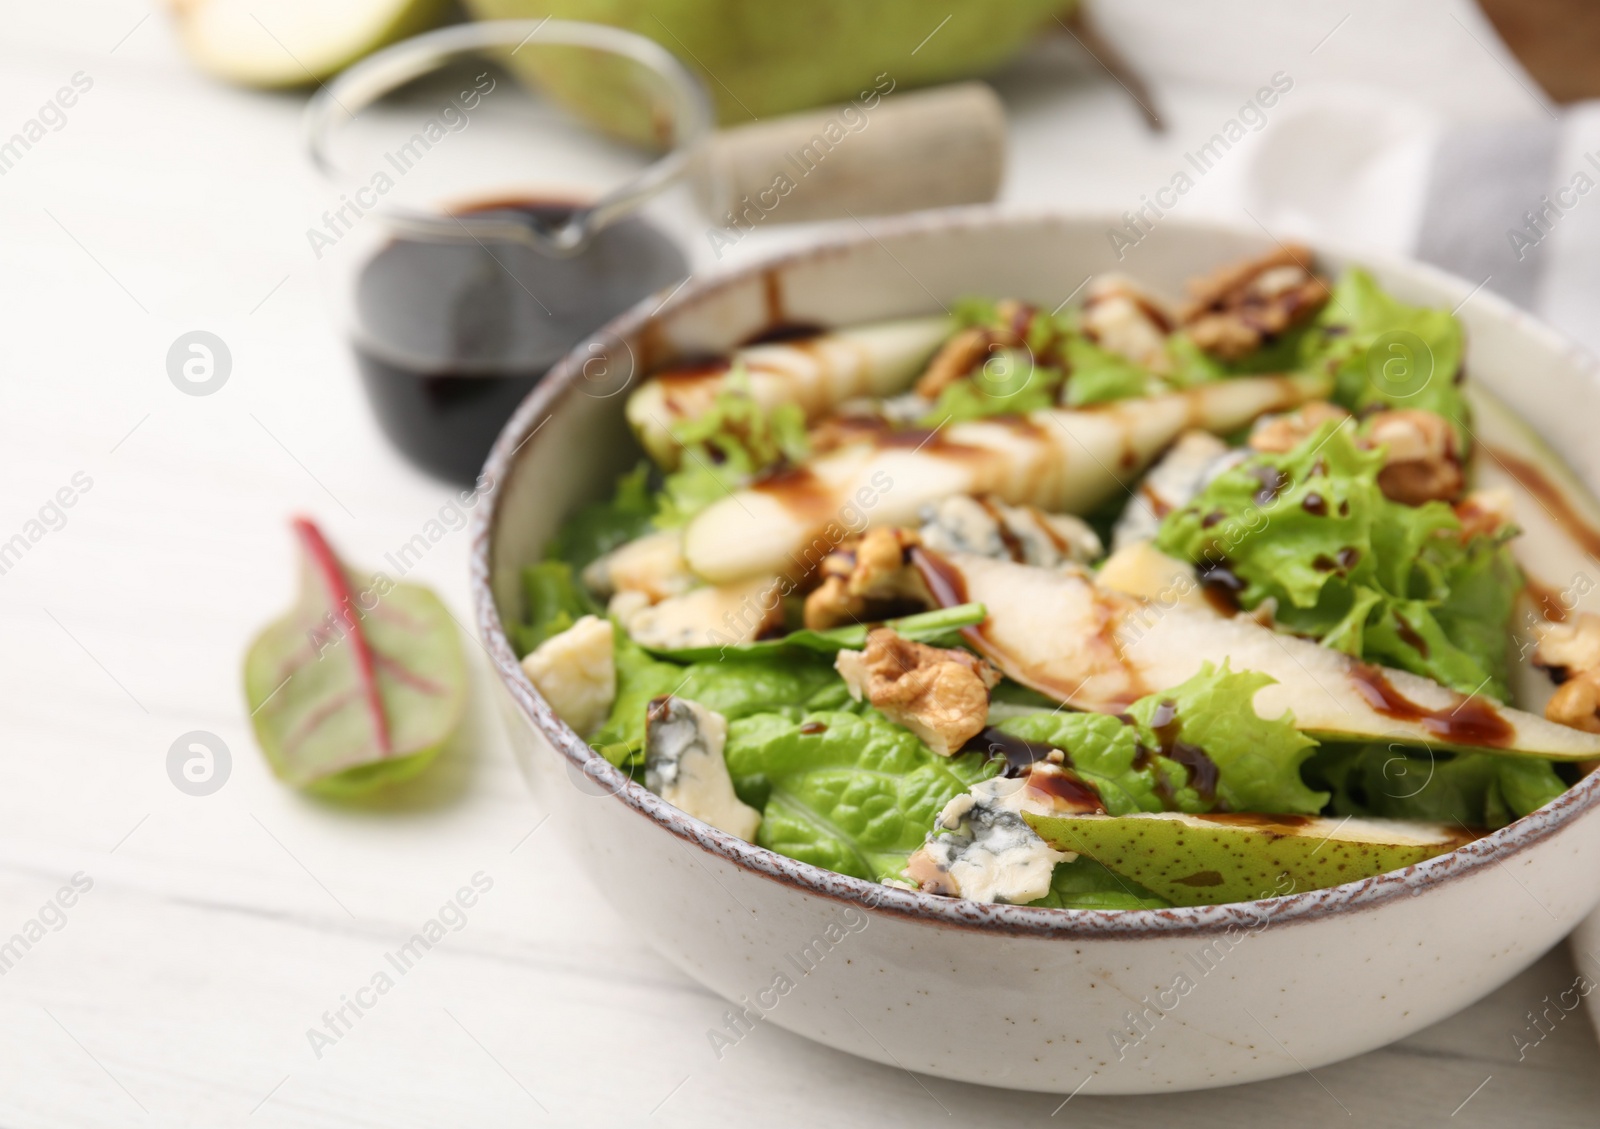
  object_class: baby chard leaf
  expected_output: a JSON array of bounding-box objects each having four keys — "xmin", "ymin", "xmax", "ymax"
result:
[{"xmin": 243, "ymin": 517, "xmax": 466, "ymax": 796}]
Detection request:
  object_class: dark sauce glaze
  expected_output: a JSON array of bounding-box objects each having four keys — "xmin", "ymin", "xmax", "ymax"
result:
[
  {"xmin": 972, "ymin": 727, "xmax": 1057, "ymax": 777},
  {"xmin": 798, "ymin": 721, "xmax": 828, "ymax": 735},
  {"xmin": 1483, "ymin": 443, "xmax": 1600, "ymax": 558},
  {"xmin": 1302, "ymin": 492, "xmax": 1328, "ymax": 517},
  {"xmin": 742, "ymin": 322, "xmax": 826, "ymax": 347},
  {"xmin": 750, "ymin": 464, "xmax": 836, "ymax": 524},
  {"xmin": 1394, "ymin": 615, "xmax": 1430, "ymax": 658},
  {"xmin": 1027, "ymin": 766, "xmax": 1108, "ymax": 813},
  {"xmin": 1347, "ymin": 661, "xmax": 1513, "ymax": 746},
  {"xmin": 1525, "ymin": 576, "xmax": 1571, "ymax": 623},
  {"xmin": 1146, "ymin": 698, "xmax": 1222, "ymax": 804},
  {"xmin": 910, "ymin": 547, "xmax": 970, "ymax": 608},
  {"xmin": 1252, "ymin": 465, "xmax": 1288, "ymax": 505}
]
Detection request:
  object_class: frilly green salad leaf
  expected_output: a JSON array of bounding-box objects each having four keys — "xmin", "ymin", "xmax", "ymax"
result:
[
  {"xmin": 996, "ymin": 662, "xmax": 1326, "ymax": 817},
  {"xmin": 1307, "ymin": 268, "xmax": 1469, "ymax": 442},
  {"xmin": 723, "ymin": 710, "xmax": 999, "ymax": 883},
  {"xmin": 654, "ymin": 366, "xmax": 808, "ymax": 527},
  {"xmin": 1125, "ymin": 662, "xmax": 1326, "ymax": 815},
  {"xmin": 1061, "ymin": 336, "xmax": 1161, "ymax": 407},
  {"xmin": 243, "ymin": 518, "xmax": 465, "ymax": 796},
  {"xmin": 1156, "ymin": 421, "xmax": 1522, "ymax": 699}
]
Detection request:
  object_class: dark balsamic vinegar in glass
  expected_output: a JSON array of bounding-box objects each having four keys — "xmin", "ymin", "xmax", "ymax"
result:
[{"xmin": 351, "ymin": 200, "xmax": 688, "ymax": 483}]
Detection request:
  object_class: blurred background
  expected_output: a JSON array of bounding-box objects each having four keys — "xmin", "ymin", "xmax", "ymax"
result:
[{"xmin": 4, "ymin": 1, "xmax": 1600, "ymax": 1125}]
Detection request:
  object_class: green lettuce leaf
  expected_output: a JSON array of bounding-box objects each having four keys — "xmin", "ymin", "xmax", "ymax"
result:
[
  {"xmin": 510, "ymin": 561, "xmax": 599, "ymax": 658},
  {"xmin": 918, "ymin": 348, "xmax": 1064, "ymax": 424},
  {"xmin": 1062, "ymin": 336, "xmax": 1163, "ymax": 407},
  {"xmin": 1305, "ymin": 743, "xmax": 1567, "ymax": 829},
  {"xmin": 544, "ymin": 462, "xmax": 656, "ymax": 570},
  {"xmin": 589, "ymin": 634, "xmax": 852, "ymax": 768},
  {"xmin": 993, "ymin": 711, "xmax": 1204, "ymax": 816},
  {"xmin": 1026, "ymin": 857, "xmax": 1171, "ymax": 910},
  {"xmin": 1306, "ymin": 268, "xmax": 1469, "ymax": 442},
  {"xmin": 654, "ymin": 367, "xmax": 808, "ymax": 527},
  {"xmin": 996, "ymin": 663, "xmax": 1327, "ymax": 816},
  {"xmin": 1156, "ymin": 422, "xmax": 1522, "ymax": 698},
  {"xmin": 1125, "ymin": 663, "xmax": 1326, "ymax": 815},
  {"xmin": 723, "ymin": 710, "xmax": 1000, "ymax": 883}
]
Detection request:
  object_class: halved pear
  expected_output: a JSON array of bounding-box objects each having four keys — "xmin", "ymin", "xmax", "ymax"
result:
[
  {"xmin": 1026, "ymin": 811, "xmax": 1475, "ymax": 907},
  {"xmin": 929, "ymin": 552, "xmax": 1600, "ymax": 760},
  {"xmin": 170, "ymin": 0, "xmax": 452, "ymax": 88},
  {"xmin": 628, "ymin": 318, "xmax": 948, "ymax": 468},
  {"xmin": 683, "ymin": 372, "xmax": 1331, "ymax": 585}
]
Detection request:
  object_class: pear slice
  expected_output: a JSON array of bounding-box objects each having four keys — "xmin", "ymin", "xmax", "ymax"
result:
[
  {"xmin": 1465, "ymin": 384, "xmax": 1600, "ymax": 713},
  {"xmin": 627, "ymin": 317, "xmax": 948, "ymax": 468},
  {"xmin": 683, "ymin": 372, "xmax": 1331, "ymax": 585},
  {"xmin": 926, "ymin": 551, "xmax": 1600, "ymax": 760},
  {"xmin": 171, "ymin": 0, "xmax": 451, "ymax": 88},
  {"xmin": 1025, "ymin": 811, "xmax": 1475, "ymax": 907}
]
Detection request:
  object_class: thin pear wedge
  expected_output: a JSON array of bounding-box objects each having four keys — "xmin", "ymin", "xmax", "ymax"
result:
[
  {"xmin": 683, "ymin": 372, "xmax": 1331, "ymax": 585},
  {"xmin": 1025, "ymin": 812, "xmax": 1476, "ymax": 907},
  {"xmin": 627, "ymin": 317, "xmax": 948, "ymax": 467},
  {"xmin": 1466, "ymin": 384, "xmax": 1600, "ymax": 713},
  {"xmin": 921, "ymin": 551, "xmax": 1600, "ymax": 760}
]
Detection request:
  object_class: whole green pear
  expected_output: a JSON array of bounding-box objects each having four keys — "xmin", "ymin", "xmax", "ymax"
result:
[{"xmin": 465, "ymin": 0, "xmax": 1072, "ymax": 138}]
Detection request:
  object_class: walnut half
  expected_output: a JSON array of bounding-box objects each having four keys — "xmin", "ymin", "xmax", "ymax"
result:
[
  {"xmin": 1535, "ymin": 613, "xmax": 1600, "ymax": 734},
  {"xmin": 1181, "ymin": 244, "xmax": 1330, "ymax": 361},
  {"xmin": 834, "ymin": 629, "xmax": 1000, "ymax": 756}
]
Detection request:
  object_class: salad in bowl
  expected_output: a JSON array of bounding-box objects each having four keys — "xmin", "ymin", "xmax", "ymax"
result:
[{"xmin": 509, "ymin": 242, "xmax": 1600, "ymax": 914}]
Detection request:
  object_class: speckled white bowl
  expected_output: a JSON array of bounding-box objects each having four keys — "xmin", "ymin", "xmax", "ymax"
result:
[{"xmin": 470, "ymin": 210, "xmax": 1600, "ymax": 1094}]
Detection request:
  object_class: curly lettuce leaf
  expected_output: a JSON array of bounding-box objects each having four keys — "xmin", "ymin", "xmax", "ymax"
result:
[
  {"xmin": 918, "ymin": 348, "xmax": 1064, "ymax": 424},
  {"xmin": 993, "ymin": 711, "xmax": 1205, "ymax": 815},
  {"xmin": 723, "ymin": 710, "xmax": 1000, "ymax": 883},
  {"xmin": 1126, "ymin": 662, "xmax": 1326, "ymax": 815},
  {"xmin": 1156, "ymin": 422, "xmax": 1521, "ymax": 698},
  {"xmin": 1306, "ymin": 743, "xmax": 1567, "ymax": 830},
  {"xmin": 997, "ymin": 664, "xmax": 1326, "ymax": 816},
  {"xmin": 1062, "ymin": 336, "xmax": 1163, "ymax": 407},
  {"xmin": 1306, "ymin": 268, "xmax": 1469, "ymax": 442},
  {"xmin": 654, "ymin": 367, "xmax": 808, "ymax": 527}
]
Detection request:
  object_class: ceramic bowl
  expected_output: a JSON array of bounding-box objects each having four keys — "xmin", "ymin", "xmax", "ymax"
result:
[{"xmin": 469, "ymin": 209, "xmax": 1600, "ymax": 1094}]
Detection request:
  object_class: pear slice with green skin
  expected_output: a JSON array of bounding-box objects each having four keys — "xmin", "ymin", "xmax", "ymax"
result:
[
  {"xmin": 627, "ymin": 317, "xmax": 948, "ymax": 469},
  {"xmin": 920, "ymin": 551, "xmax": 1600, "ymax": 760},
  {"xmin": 172, "ymin": 0, "xmax": 453, "ymax": 88},
  {"xmin": 1464, "ymin": 384, "xmax": 1600, "ymax": 714},
  {"xmin": 684, "ymin": 372, "xmax": 1331, "ymax": 586},
  {"xmin": 1025, "ymin": 812, "xmax": 1476, "ymax": 908}
]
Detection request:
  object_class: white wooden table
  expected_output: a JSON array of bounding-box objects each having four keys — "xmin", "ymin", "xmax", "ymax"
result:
[{"xmin": 2, "ymin": 2, "xmax": 1595, "ymax": 1125}]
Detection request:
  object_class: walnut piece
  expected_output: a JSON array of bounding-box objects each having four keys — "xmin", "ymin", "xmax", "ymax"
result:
[
  {"xmin": 834, "ymin": 628, "xmax": 1000, "ymax": 756},
  {"xmin": 1535, "ymin": 613, "xmax": 1600, "ymax": 733},
  {"xmin": 1366, "ymin": 409, "xmax": 1465, "ymax": 505},
  {"xmin": 803, "ymin": 527, "xmax": 927, "ymax": 630},
  {"xmin": 1248, "ymin": 401, "xmax": 1352, "ymax": 454},
  {"xmin": 914, "ymin": 299, "xmax": 1033, "ymax": 400},
  {"xmin": 1180, "ymin": 244, "xmax": 1331, "ymax": 361}
]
